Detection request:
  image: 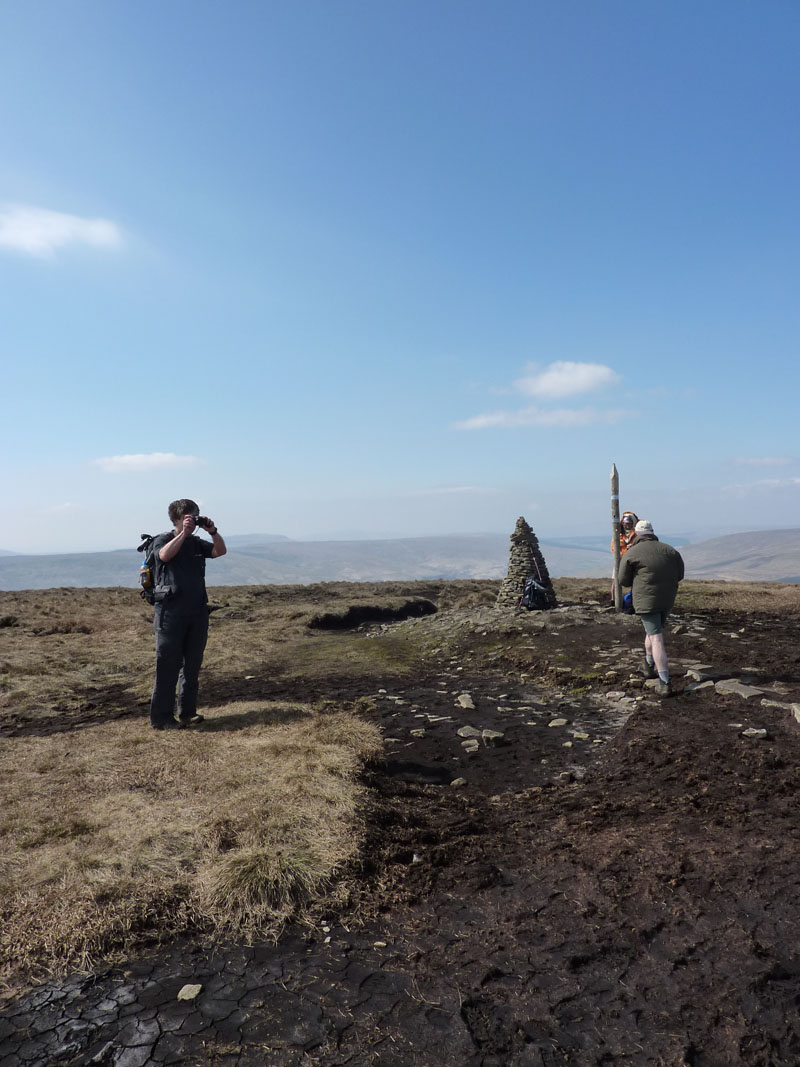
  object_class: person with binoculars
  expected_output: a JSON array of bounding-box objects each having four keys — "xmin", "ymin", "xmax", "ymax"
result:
[{"xmin": 149, "ymin": 498, "xmax": 227, "ymax": 730}]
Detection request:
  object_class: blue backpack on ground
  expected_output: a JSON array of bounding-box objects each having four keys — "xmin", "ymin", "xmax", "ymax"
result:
[
  {"xmin": 519, "ymin": 577, "xmax": 549, "ymax": 611},
  {"xmin": 622, "ymin": 591, "xmax": 635, "ymax": 615}
]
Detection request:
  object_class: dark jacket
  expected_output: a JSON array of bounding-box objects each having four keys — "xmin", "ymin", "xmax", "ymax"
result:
[
  {"xmin": 618, "ymin": 534, "xmax": 684, "ymax": 615},
  {"xmin": 152, "ymin": 531, "xmax": 214, "ymax": 613}
]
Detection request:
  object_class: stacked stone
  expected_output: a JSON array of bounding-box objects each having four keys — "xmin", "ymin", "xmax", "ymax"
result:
[{"xmin": 496, "ymin": 516, "xmax": 557, "ymax": 609}]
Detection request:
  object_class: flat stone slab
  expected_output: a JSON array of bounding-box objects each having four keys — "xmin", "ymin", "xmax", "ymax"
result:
[
  {"xmin": 685, "ymin": 666, "xmax": 724, "ymax": 682},
  {"xmin": 715, "ymin": 680, "xmax": 764, "ymax": 700},
  {"xmin": 457, "ymin": 725, "xmax": 481, "ymax": 738}
]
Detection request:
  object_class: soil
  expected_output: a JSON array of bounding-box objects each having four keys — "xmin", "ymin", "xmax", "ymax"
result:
[{"xmin": 3, "ymin": 596, "xmax": 800, "ymax": 1066}]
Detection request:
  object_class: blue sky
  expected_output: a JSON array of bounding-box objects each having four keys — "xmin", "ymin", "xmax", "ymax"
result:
[{"xmin": 2, "ymin": 1, "xmax": 799, "ymax": 553}]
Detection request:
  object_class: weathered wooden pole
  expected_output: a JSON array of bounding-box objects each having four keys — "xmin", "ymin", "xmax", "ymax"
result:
[{"xmin": 611, "ymin": 463, "xmax": 622, "ymax": 611}]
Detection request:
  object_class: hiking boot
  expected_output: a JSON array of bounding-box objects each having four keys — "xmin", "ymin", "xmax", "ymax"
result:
[
  {"xmin": 152, "ymin": 718, "xmax": 188, "ymax": 730},
  {"xmin": 639, "ymin": 658, "xmax": 657, "ymax": 679},
  {"xmin": 654, "ymin": 679, "xmax": 674, "ymax": 698},
  {"xmin": 179, "ymin": 714, "xmax": 205, "ymax": 726}
]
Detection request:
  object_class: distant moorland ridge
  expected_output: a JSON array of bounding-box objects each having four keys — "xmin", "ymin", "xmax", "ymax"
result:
[{"xmin": 0, "ymin": 528, "xmax": 797, "ymax": 591}]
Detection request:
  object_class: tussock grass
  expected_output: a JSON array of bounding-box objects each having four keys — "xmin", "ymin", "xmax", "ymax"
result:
[{"xmin": 0, "ymin": 700, "xmax": 381, "ymax": 988}]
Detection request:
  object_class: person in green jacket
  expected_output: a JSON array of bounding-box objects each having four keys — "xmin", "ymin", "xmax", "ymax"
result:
[{"xmin": 618, "ymin": 519, "xmax": 684, "ymax": 697}]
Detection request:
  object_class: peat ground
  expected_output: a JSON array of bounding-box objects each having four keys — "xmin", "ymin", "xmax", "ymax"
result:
[{"xmin": 2, "ymin": 579, "xmax": 800, "ymax": 1065}]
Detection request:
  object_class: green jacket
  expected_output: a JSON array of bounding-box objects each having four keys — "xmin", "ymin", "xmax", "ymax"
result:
[{"xmin": 618, "ymin": 534, "xmax": 684, "ymax": 615}]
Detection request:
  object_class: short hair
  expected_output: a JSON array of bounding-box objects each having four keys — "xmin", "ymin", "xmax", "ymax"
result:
[{"xmin": 168, "ymin": 498, "xmax": 199, "ymax": 522}]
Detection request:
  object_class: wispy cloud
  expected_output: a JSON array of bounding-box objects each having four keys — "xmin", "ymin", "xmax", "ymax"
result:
[
  {"xmin": 0, "ymin": 204, "xmax": 122, "ymax": 258},
  {"xmin": 723, "ymin": 477, "xmax": 800, "ymax": 493},
  {"xmin": 455, "ymin": 406, "xmax": 633, "ymax": 431},
  {"xmin": 93, "ymin": 453, "xmax": 201, "ymax": 473},
  {"xmin": 514, "ymin": 361, "xmax": 620, "ymax": 399},
  {"xmin": 411, "ymin": 485, "xmax": 502, "ymax": 496},
  {"xmin": 733, "ymin": 456, "xmax": 794, "ymax": 468},
  {"xmin": 454, "ymin": 360, "xmax": 628, "ymax": 430}
]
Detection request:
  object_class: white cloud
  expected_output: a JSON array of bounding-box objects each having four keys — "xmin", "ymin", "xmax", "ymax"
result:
[
  {"xmin": 454, "ymin": 406, "xmax": 633, "ymax": 430},
  {"xmin": 454, "ymin": 360, "xmax": 626, "ymax": 431},
  {"xmin": 93, "ymin": 452, "xmax": 201, "ymax": 473},
  {"xmin": 0, "ymin": 204, "xmax": 122, "ymax": 258},
  {"xmin": 514, "ymin": 361, "xmax": 620, "ymax": 399},
  {"xmin": 733, "ymin": 456, "xmax": 794, "ymax": 468}
]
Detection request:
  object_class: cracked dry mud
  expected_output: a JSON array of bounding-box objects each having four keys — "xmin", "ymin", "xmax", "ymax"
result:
[{"xmin": 3, "ymin": 595, "xmax": 800, "ymax": 1066}]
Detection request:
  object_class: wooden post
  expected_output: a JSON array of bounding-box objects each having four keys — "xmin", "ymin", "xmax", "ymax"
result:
[{"xmin": 611, "ymin": 463, "xmax": 621, "ymax": 611}]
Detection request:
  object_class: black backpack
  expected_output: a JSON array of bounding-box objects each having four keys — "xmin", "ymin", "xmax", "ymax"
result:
[
  {"xmin": 519, "ymin": 577, "xmax": 549, "ymax": 611},
  {"xmin": 137, "ymin": 534, "xmax": 157, "ymax": 605}
]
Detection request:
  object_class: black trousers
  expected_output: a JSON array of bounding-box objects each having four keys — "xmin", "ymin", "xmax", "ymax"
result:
[{"xmin": 150, "ymin": 605, "xmax": 209, "ymax": 726}]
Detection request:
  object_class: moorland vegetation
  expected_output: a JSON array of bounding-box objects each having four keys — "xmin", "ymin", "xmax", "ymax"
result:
[{"xmin": 2, "ymin": 576, "xmax": 799, "ymax": 1003}]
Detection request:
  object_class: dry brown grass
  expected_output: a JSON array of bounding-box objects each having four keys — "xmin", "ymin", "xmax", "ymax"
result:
[
  {"xmin": 0, "ymin": 584, "xmax": 488, "ymax": 728},
  {"xmin": 0, "ymin": 588, "xmax": 154, "ymax": 725},
  {"xmin": 0, "ymin": 699, "xmax": 381, "ymax": 989},
  {"xmin": 554, "ymin": 576, "xmax": 800, "ymax": 616}
]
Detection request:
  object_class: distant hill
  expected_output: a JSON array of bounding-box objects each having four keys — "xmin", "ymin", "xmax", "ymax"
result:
[
  {"xmin": 0, "ymin": 533, "xmax": 610, "ymax": 591},
  {"xmin": 3, "ymin": 527, "xmax": 796, "ymax": 591},
  {"xmin": 680, "ymin": 528, "xmax": 800, "ymax": 582}
]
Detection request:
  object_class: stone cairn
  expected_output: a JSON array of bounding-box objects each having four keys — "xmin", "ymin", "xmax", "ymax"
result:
[{"xmin": 496, "ymin": 516, "xmax": 557, "ymax": 609}]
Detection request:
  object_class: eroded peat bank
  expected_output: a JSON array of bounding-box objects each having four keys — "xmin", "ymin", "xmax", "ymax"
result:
[{"xmin": 2, "ymin": 578, "xmax": 800, "ymax": 1066}]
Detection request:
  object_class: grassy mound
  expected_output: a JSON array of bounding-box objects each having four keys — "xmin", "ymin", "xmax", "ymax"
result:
[{"xmin": 0, "ymin": 699, "xmax": 381, "ymax": 987}]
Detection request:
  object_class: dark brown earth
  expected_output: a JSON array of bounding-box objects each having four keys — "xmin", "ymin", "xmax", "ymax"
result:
[{"xmin": 3, "ymin": 589, "xmax": 800, "ymax": 1066}]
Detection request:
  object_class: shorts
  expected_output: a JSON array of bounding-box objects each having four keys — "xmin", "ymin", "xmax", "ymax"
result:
[{"xmin": 639, "ymin": 612, "xmax": 667, "ymax": 636}]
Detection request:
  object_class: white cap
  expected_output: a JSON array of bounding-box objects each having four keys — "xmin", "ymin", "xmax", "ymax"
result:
[{"xmin": 635, "ymin": 519, "xmax": 654, "ymax": 535}]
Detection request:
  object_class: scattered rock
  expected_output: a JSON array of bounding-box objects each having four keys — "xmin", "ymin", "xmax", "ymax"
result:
[
  {"xmin": 741, "ymin": 728, "xmax": 768, "ymax": 739},
  {"xmin": 715, "ymin": 680, "xmax": 764, "ymax": 700},
  {"xmin": 685, "ymin": 681, "xmax": 715, "ymax": 693},
  {"xmin": 177, "ymin": 983, "xmax": 203, "ymax": 1001},
  {"xmin": 685, "ymin": 665, "xmax": 723, "ymax": 682},
  {"xmin": 410, "ymin": 728, "xmax": 426, "ymax": 738},
  {"xmin": 450, "ymin": 777, "xmax": 467, "ymax": 787},
  {"xmin": 481, "ymin": 729, "xmax": 505, "ymax": 747},
  {"xmin": 457, "ymin": 725, "xmax": 481, "ymax": 738},
  {"xmin": 548, "ymin": 717, "xmax": 568, "ymax": 727},
  {"xmin": 456, "ymin": 693, "xmax": 476, "ymax": 709},
  {"xmin": 461, "ymin": 739, "xmax": 480, "ymax": 752}
]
